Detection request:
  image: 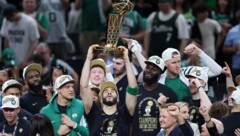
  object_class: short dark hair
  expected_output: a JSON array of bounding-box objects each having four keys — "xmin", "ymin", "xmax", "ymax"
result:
[
  {"xmin": 2, "ymin": 4, "xmax": 18, "ymax": 17},
  {"xmin": 209, "ymin": 101, "xmax": 230, "ymax": 119},
  {"xmin": 50, "ymin": 65, "xmax": 68, "ymax": 85},
  {"xmin": 192, "ymin": 1, "xmax": 209, "ymax": 17}
]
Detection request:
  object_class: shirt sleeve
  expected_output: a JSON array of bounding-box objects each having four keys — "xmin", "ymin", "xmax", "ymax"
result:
[
  {"xmin": 198, "ymin": 51, "xmax": 222, "ymax": 77},
  {"xmin": 146, "ymin": 12, "xmax": 157, "ymax": 33},
  {"xmin": 0, "ymin": 19, "xmax": 8, "ymax": 37},
  {"xmin": 28, "ymin": 18, "xmax": 40, "ymax": 42},
  {"xmin": 212, "ymin": 20, "xmax": 222, "ymax": 34},
  {"xmin": 175, "ymin": 14, "xmax": 190, "ymax": 39}
]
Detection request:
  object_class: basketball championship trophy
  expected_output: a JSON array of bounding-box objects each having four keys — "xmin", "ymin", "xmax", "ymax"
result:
[{"xmin": 93, "ymin": 0, "xmax": 134, "ymax": 55}]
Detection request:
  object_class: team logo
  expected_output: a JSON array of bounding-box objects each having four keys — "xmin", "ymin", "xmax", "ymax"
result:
[
  {"xmin": 196, "ymin": 71, "xmax": 201, "ymax": 76},
  {"xmin": 11, "ymin": 100, "xmax": 16, "ymax": 105},
  {"xmin": 156, "ymin": 59, "xmax": 160, "ymax": 64},
  {"xmin": 107, "ymin": 121, "xmax": 114, "ymax": 133},
  {"xmin": 72, "ymin": 113, "xmax": 77, "ymax": 118},
  {"xmin": 19, "ymin": 128, "xmax": 23, "ymax": 133},
  {"xmin": 144, "ymin": 101, "xmax": 153, "ymax": 116}
]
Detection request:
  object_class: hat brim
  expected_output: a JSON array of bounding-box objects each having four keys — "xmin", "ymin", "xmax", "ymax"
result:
[
  {"xmin": 144, "ymin": 61, "xmax": 162, "ymax": 71},
  {"xmin": 3, "ymin": 83, "xmax": 22, "ymax": 93},
  {"xmin": 91, "ymin": 60, "xmax": 106, "ymax": 73},
  {"xmin": 100, "ymin": 82, "xmax": 118, "ymax": 96},
  {"xmin": 23, "ymin": 64, "xmax": 42, "ymax": 79},
  {"xmin": 58, "ymin": 80, "xmax": 75, "ymax": 89}
]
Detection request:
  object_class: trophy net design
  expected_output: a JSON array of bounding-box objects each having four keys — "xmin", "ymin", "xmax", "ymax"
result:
[{"xmin": 94, "ymin": 0, "xmax": 134, "ymax": 55}]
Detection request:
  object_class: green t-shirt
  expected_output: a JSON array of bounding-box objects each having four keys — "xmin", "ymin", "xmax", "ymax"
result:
[{"xmin": 165, "ymin": 76, "xmax": 191, "ymax": 101}]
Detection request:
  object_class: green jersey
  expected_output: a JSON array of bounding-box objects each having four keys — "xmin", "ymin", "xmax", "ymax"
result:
[{"xmin": 165, "ymin": 76, "xmax": 191, "ymax": 101}]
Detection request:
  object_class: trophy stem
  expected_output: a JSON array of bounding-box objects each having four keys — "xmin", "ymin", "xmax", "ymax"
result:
[{"xmin": 106, "ymin": 14, "xmax": 124, "ymax": 47}]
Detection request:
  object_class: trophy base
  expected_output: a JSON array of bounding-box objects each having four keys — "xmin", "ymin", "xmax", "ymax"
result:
[{"xmin": 93, "ymin": 46, "xmax": 123, "ymax": 56}]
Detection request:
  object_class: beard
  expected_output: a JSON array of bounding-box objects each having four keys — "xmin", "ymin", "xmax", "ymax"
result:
[
  {"xmin": 143, "ymin": 72, "xmax": 159, "ymax": 84},
  {"xmin": 114, "ymin": 66, "xmax": 126, "ymax": 77},
  {"xmin": 28, "ymin": 82, "xmax": 43, "ymax": 94},
  {"xmin": 102, "ymin": 97, "xmax": 117, "ymax": 106}
]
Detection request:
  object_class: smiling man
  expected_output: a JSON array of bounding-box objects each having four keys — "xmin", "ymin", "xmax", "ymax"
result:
[
  {"xmin": 80, "ymin": 45, "xmax": 138, "ymax": 136},
  {"xmin": 20, "ymin": 63, "xmax": 48, "ymax": 114},
  {"xmin": 0, "ymin": 95, "xmax": 30, "ymax": 136},
  {"xmin": 41, "ymin": 75, "xmax": 89, "ymax": 136}
]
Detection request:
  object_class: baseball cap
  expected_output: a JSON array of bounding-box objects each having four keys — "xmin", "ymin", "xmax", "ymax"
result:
[
  {"xmin": 236, "ymin": 75, "xmax": 240, "ymax": 85},
  {"xmin": 2, "ymin": 48, "xmax": 16, "ymax": 66},
  {"xmin": 1, "ymin": 95, "xmax": 19, "ymax": 109},
  {"xmin": 54, "ymin": 75, "xmax": 75, "ymax": 89},
  {"xmin": 91, "ymin": 59, "xmax": 106, "ymax": 73},
  {"xmin": 2, "ymin": 79, "xmax": 22, "ymax": 93},
  {"xmin": 231, "ymin": 89, "xmax": 240, "ymax": 104},
  {"xmin": 145, "ymin": 56, "xmax": 165, "ymax": 71},
  {"xmin": 2, "ymin": 4, "xmax": 17, "ymax": 17},
  {"xmin": 100, "ymin": 81, "xmax": 118, "ymax": 96},
  {"xmin": 184, "ymin": 66, "xmax": 208, "ymax": 83},
  {"xmin": 162, "ymin": 48, "xmax": 180, "ymax": 62},
  {"xmin": 22, "ymin": 63, "xmax": 42, "ymax": 79}
]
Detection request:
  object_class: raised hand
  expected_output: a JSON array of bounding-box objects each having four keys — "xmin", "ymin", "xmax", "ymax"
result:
[
  {"xmin": 189, "ymin": 78, "xmax": 202, "ymax": 88},
  {"xmin": 157, "ymin": 93, "xmax": 169, "ymax": 105},
  {"xmin": 222, "ymin": 62, "xmax": 232, "ymax": 77},
  {"xmin": 58, "ymin": 124, "xmax": 71, "ymax": 136},
  {"xmin": 184, "ymin": 43, "xmax": 201, "ymax": 56},
  {"xmin": 61, "ymin": 114, "xmax": 76, "ymax": 128},
  {"xmin": 168, "ymin": 105, "xmax": 180, "ymax": 117},
  {"xmin": 199, "ymin": 105, "xmax": 211, "ymax": 122},
  {"xmin": 235, "ymin": 128, "xmax": 240, "ymax": 136},
  {"xmin": 118, "ymin": 46, "xmax": 129, "ymax": 59},
  {"xmin": 87, "ymin": 44, "xmax": 99, "ymax": 59}
]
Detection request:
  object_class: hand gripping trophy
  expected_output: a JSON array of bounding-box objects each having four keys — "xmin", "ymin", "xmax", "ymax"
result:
[{"xmin": 94, "ymin": 0, "xmax": 134, "ymax": 55}]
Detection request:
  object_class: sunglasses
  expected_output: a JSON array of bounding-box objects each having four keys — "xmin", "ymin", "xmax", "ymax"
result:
[{"xmin": 2, "ymin": 108, "xmax": 16, "ymax": 112}]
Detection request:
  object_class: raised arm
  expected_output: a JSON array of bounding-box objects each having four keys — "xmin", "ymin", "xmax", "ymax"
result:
[
  {"xmin": 123, "ymin": 38, "xmax": 147, "ymax": 70},
  {"xmin": 222, "ymin": 62, "xmax": 235, "ymax": 89},
  {"xmin": 119, "ymin": 46, "xmax": 138, "ymax": 116},
  {"xmin": 191, "ymin": 78, "xmax": 212, "ymax": 109},
  {"xmin": 80, "ymin": 44, "xmax": 99, "ymax": 114},
  {"xmin": 184, "ymin": 43, "xmax": 222, "ymax": 77}
]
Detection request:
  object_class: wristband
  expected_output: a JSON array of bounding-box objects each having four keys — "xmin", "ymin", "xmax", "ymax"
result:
[
  {"xmin": 130, "ymin": 40, "xmax": 140, "ymax": 53},
  {"xmin": 205, "ymin": 118, "xmax": 211, "ymax": 123},
  {"xmin": 126, "ymin": 86, "xmax": 139, "ymax": 95}
]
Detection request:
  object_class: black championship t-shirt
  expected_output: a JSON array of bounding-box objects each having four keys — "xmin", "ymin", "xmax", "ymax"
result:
[
  {"xmin": 86, "ymin": 102, "xmax": 132, "ymax": 136},
  {"xmin": 132, "ymin": 83, "xmax": 177, "ymax": 136},
  {"xmin": 220, "ymin": 112, "xmax": 240, "ymax": 136},
  {"xmin": 20, "ymin": 92, "xmax": 48, "ymax": 114},
  {"xmin": 0, "ymin": 118, "xmax": 30, "ymax": 136},
  {"xmin": 116, "ymin": 75, "xmax": 128, "ymax": 107}
]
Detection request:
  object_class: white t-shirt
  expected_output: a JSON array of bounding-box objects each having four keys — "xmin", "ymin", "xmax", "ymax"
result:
[
  {"xmin": 38, "ymin": 0, "xmax": 67, "ymax": 43},
  {"xmin": 146, "ymin": 9, "xmax": 189, "ymax": 39},
  {"xmin": 198, "ymin": 18, "xmax": 222, "ymax": 59},
  {"xmin": 0, "ymin": 13, "xmax": 39, "ymax": 64}
]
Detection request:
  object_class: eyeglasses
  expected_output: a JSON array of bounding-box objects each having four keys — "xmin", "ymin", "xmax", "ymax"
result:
[{"xmin": 2, "ymin": 108, "xmax": 16, "ymax": 112}]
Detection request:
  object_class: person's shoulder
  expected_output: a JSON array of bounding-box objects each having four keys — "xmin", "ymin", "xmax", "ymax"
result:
[
  {"xmin": 157, "ymin": 83, "xmax": 172, "ymax": 91},
  {"xmin": 228, "ymin": 24, "xmax": 240, "ymax": 33},
  {"xmin": 40, "ymin": 104, "xmax": 51, "ymax": 114}
]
